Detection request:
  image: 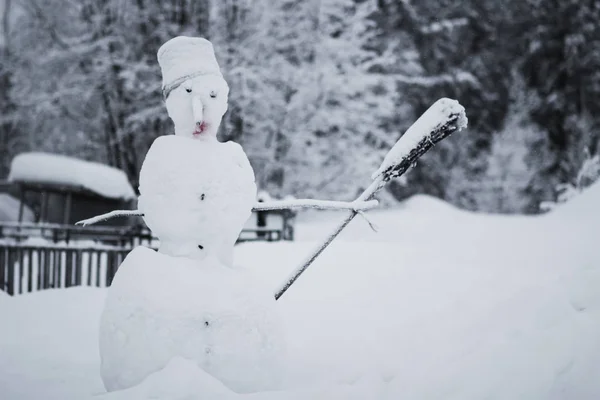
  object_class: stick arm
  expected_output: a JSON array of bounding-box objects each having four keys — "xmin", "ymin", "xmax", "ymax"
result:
[
  {"xmin": 75, "ymin": 210, "xmax": 144, "ymax": 227},
  {"xmin": 274, "ymin": 177, "xmax": 384, "ymax": 300},
  {"xmin": 76, "ymin": 199, "xmax": 378, "ymax": 227},
  {"xmin": 274, "ymin": 98, "xmax": 468, "ymax": 300},
  {"xmin": 252, "ymin": 199, "xmax": 378, "ymax": 212}
]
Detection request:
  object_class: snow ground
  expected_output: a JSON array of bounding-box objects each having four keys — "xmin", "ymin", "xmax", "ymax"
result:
[{"xmin": 1, "ymin": 183, "xmax": 599, "ymax": 399}]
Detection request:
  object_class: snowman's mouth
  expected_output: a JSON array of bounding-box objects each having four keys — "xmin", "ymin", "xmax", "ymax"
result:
[{"xmin": 193, "ymin": 122, "xmax": 208, "ymax": 137}]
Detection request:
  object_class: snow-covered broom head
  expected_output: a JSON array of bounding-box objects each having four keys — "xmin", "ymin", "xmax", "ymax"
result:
[
  {"xmin": 157, "ymin": 36, "xmax": 229, "ymax": 140},
  {"xmin": 371, "ymin": 98, "xmax": 467, "ymax": 180}
]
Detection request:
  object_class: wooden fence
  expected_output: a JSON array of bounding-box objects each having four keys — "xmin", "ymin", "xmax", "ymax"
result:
[
  {"xmin": 0, "ymin": 243, "xmax": 132, "ymax": 295},
  {"xmin": 0, "ymin": 221, "xmax": 154, "ymax": 246},
  {"xmin": 0, "ymin": 209, "xmax": 296, "ymax": 296}
]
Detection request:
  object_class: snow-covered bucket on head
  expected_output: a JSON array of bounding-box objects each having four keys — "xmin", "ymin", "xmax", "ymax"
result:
[{"xmin": 157, "ymin": 36, "xmax": 229, "ymax": 140}]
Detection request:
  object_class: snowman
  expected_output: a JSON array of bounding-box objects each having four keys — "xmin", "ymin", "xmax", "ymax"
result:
[
  {"xmin": 137, "ymin": 36, "xmax": 256, "ymax": 267},
  {"xmin": 98, "ymin": 36, "xmax": 285, "ymax": 394}
]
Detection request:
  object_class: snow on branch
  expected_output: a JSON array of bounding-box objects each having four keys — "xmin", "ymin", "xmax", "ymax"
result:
[
  {"xmin": 253, "ymin": 199, "xmax": 378, "ymax": 212},
  {"xmin": 398, "ymin": 0, "xmax": 422, "ymax": 33},
  {"xmin": 76, "ymin": 210, "xmax": 143, "ymax": 227},
  {"xmin": 76, "ymin": 200, "xmax": 378, "ymax": 227},
  {"xmin": 397, "ymin": 0, "xmax": 467, "ymax": 36},
  {"xmin": 393, "ymin": 71, "xmax": 480, "ymax": 89},
  {"xmin": 421, "ymin": 18, "xmax": 469, "ymax": 35},
  {"xmin": 372, "ymin": 98, "xmax": 467, "ymax": 181}
]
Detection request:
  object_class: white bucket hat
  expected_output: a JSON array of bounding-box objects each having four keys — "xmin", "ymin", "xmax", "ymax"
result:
[{"xmin": 157, "ymin": 36, "xmax": 224, "ymax": 99}]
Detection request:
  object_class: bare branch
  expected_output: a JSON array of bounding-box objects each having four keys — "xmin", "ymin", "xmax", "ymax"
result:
[
  {"xmin": 421, "ymin": 18, "xmax": 469, "ymax": 35},
  {"xmin": 76, "ymin": 210, "xmax": 143, "ymax": 227},
  {"xmin": 76, "ymin": 199, "xmax": 379, "ymax": 227},
  {"xmin": 253, "ymin": 199, "xmax": 379, "ymax": 212},
  {"xmin": 28, "ymin": 0, "xmax": 69, "ymax": 49}
]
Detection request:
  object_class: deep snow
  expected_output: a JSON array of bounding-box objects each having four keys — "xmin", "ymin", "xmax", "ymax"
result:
[
  {"xmin": 1, "ymin": 183, "xmax": 599, "ymax": 399},
  {"xmin": 99, "ymin": 247, "xmax": 284, "ymax": 393}
]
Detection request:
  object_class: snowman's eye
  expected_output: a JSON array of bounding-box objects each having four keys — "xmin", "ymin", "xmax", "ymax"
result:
[
  {"xmin": 185, "ymin": 87, "xmax": 192, "ymax": 93},
  {"xmin": 209, "ymin": 91, "xmax": 217, "ymax": 98}
]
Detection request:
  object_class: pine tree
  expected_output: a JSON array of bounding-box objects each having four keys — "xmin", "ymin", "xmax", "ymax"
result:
[
  {"xmin": 522, "ymin": 0, "xmax": 600, "ymax": 185},
  {"xmin": 277, "ymin": 0, "xmax": 404, "ymax": 200},
  {"xmin": 478, "ymin": 74, "xmax": 552, "ymax": 213},
  {"xmin": 6, "ymin": 0, "xmax": 212, "ymax": 187}
]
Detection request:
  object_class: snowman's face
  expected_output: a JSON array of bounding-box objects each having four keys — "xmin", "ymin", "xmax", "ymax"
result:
[{"xmin": 165, "ymin": 75, "xmax": 229, "ymax": 139}]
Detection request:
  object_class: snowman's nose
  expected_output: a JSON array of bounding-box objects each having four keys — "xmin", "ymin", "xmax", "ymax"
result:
[{"xmin": 192, "ymin": 96, "xmax": 204, "ymax": 126}]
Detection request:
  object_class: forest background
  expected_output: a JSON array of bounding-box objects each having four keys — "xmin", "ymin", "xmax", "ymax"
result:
[{"xmin": 1, "ymin": 0, "xmax": 598, "ymax": 214}]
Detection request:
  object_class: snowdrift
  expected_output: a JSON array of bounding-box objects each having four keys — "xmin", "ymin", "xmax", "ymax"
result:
[
  {"xmin": 1, "ymin": 191, "xmax": 599, "ymax": 399},
  {"xmin": 546, "ymin": 179, "xmax": 600, "ymax": 221}
]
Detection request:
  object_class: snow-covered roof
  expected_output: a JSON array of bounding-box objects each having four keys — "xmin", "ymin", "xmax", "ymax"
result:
[{"xmin": 8, "ymin": 152, "xmax": 136, "ymax": 200}]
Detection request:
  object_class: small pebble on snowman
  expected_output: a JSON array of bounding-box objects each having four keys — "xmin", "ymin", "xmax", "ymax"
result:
[{"xmin": 98, "ymin": 36, "xmax": 285, "ymax": 394}]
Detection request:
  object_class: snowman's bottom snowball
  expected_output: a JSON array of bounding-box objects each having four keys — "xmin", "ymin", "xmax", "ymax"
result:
[
  {"xmin": 99, "ymin": 246, "xmax": 286, "ymax": 394},
  {"xmin": 95, "ymin": 357, "xmax": 237, "ymax": 399}
]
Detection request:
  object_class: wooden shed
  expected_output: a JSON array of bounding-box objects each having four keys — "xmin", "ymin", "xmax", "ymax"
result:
[{"xmin": 6, "ymin": 152, "xmax": 137, "ymax": 226}]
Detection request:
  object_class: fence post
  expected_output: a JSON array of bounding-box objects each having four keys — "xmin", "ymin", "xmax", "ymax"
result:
[
  {"xmin": 43, "ymin": 249, "xmax": 51, "ymax": 289},
  {"xmin": 34, "ymin": 250, "xmax": 41, "ymax": 291},
  {"xmin": 106, "ymin": 251, "xmax": 116, "ymax": 287},
  {"xmin": 17, "ymin": 247, "xmax": 24, "ymax": 294},
  {"xmin": 27, "ymin": 248, "xmax": 33, "ymax": 293},
  {"xmin": 52, "ymin": 249, "xmax": 60, "ymax": 288},
  {"xmin": 85, "ymin": 250, "xmax": 92, "ymax": 286},
  {"xmin": 7, "ymin": 248, "xmax": 15, "ymax": 295},
  {"xmin": 95, "ymin": 252, "xmax": 102, "ymax": 287},
  {"xmin": 0, "ymin": 243, "xmax": 137, "ymax": 294},
  {"xmin": 75, "ymin": 250, "xmax": 82, "ymax": 286},
  {"xmin": 0, "ymin": 247, "xmax": 5, "ymax": 294}
]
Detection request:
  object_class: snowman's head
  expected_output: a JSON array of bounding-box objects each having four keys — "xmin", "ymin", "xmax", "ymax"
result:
[
  {"xmin": 158, "ymin": 36, "xmax": 229, "ymax": 139},
  {"xmin": 164, "ymin": 75, "xmax": 229, "ymax": 139}
]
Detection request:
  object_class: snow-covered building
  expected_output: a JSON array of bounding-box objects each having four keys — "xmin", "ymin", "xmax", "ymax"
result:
[
  {"xmin": 0, "ymin": 153, "xmax": 144, "ymax": 296},
  {"xmin": 6, "ymin": 152, "xmax": 137, "ymax": 226}
]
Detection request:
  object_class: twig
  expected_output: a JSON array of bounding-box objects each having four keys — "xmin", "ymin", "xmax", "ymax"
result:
[
  {"xmin": 253, "ymin": 199, "xmax": 378, "ymax": 212},
  {"xmin": 75, "ymin": 200, "xmax": 379, "ymax": 226},
  {"xmin": 274, "ymin": 178, "xmax": 383, "ymax": 301},
  {"xmin": 76, "ymin": 210, "xmax": 143, "ymax": 226}
]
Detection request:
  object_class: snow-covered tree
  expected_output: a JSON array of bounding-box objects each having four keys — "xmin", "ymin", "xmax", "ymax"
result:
[
  {"xmin": 209, "ymin": 0, "xmax": 301, "ymax": 191},
  {"xmin": 522, "ymin": 0, "xmax": 600, "ymax": 188},
  {"xmin": 540, "ymin": 149, "xmax": 600, "ymax": 211},
  {"xmin": 471, "ymin": 73, "xmax": 550, "ymax": 213},
  {"xmin": 0, "ymin": 0, "xmax": 16, "ymax": 177},
  {"xmin": 1, "ymin": 0, "xmax": 597, "ymax": 214},
  {"xmin": 275, "ymin": 0, "xmax": 405, "ymax": 200},
  {"xmin": 7, "ymin": 0, "xmax": 212, "ymax": 187},
  {"xmin": 210, "ymin": 0, "xmax": 406, "ymax": 200}
]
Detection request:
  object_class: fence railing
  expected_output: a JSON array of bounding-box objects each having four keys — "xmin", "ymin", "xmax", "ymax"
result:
[
  {"xmin": 0, "ymin": 230, "xmax": 287, "ymax": 296},
  {"xmin": 0, "ymin": 221, "xmax": 154, "ymax": 247},
  {"xmin": 0, "ymin": 210, "xmax": 296, "ymax": 296},
  {"xmin": 0, "ymin": 243, "xmax": 133, "ymax": 295}
]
